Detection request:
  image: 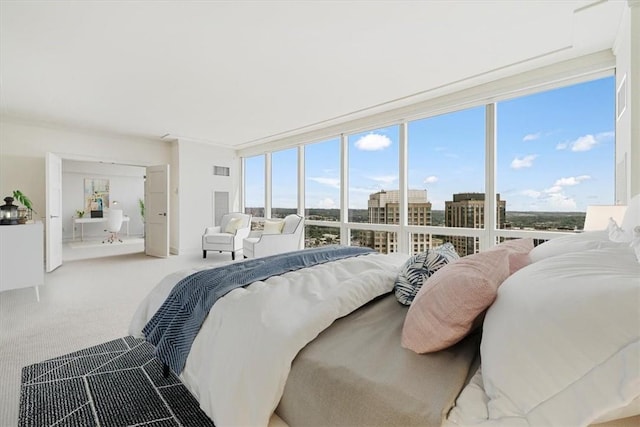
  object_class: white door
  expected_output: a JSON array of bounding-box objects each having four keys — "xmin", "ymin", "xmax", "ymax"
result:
[
  {"xmin": 46, "ymin": 152, "xmax": 63, "ymax": 272},
  {"xmin": 145, "ymin": 164, "xmax": 170, "ymax": 258}
]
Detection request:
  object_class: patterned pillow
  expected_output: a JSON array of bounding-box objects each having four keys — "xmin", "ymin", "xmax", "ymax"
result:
[{"xmin": 394, "ymin": 243, "xmax": 459, "ymax": 306}]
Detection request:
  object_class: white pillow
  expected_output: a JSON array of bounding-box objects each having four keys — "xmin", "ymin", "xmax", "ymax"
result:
[
  {"xmin": 480, "ymin": 246, "xmax": 640, "ymax": 426},
  {"xmin": 529, "ymin": 230, "xmax": 625, "ymax": 263},
  {"xmin": 263, "ymin": 219, "xmax": 284, "ymax": 234},
  {"xmin": 224, "ymin": 217, "xmax": 244, "ymax": 234},
  {"xmin": 618, "ymin": 193, "xmax": 640, "ymax": 242},
  {"xmin": 608, "ymin": 217, "xmax": 629, "ymax": 242}
]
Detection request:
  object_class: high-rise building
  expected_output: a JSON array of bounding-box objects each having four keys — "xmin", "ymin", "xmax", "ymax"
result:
[
  {"xmin": 367, "ymin": 189, "xmax": 431, "ymax": 254},
  {"xmin": 445, "ymin": 192, "xmax": 506, "ymax": 255}
]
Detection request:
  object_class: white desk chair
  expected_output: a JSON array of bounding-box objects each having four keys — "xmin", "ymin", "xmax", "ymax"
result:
[{"xmin": 103, "ymin": 209, "xmax": 124, "ymax": 243}]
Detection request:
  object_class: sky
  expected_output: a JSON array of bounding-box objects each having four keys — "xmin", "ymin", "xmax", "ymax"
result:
[{"xmin": 246, "ymin": 76, "xmax": 615, "ymax": 212}]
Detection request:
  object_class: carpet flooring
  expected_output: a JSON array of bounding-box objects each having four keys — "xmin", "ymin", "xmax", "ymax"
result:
[{"xmin": 19, "ymin": 336, "xmax": 215, "ymax": 427}]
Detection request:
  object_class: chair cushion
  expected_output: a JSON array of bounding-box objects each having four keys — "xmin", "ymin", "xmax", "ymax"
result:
[
  {"xmin": 204, "ymin": 233, "xmax": 234, "ymax": 245},
  {"xmin": 263, "ymin": 220, "xmax": 285, "ymax": 234},
  {"xmin": 243, "ymin": 237, "xmax": 260, "ymax": 249},
  {"xmin": 224, "ymin": 217, "xmax": 244, "ymax": 234}
]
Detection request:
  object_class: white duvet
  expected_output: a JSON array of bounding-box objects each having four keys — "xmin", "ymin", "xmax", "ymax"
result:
[
  {"xmin": 129, "ymin": 252, "xmax": 409, "ymax": 427},
  {"xmin": 446, "ymin": 244, "xmax": 640, "ymax": 427}
]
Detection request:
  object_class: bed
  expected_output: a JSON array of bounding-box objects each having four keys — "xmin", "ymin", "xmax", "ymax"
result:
[{"xmin": 129, "ymin": 204, "xmax": 640, "ymax": 427}]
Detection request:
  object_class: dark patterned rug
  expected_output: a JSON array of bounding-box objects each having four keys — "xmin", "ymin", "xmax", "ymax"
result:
[{"xmin": 19, "ymin": 336, "xmax": 215, "ymax": 427}]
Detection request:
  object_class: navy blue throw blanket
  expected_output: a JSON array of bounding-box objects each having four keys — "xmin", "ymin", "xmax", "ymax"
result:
[{"xmin": 143, "ymin": 245, "xmax": 374, "ymax": 374}]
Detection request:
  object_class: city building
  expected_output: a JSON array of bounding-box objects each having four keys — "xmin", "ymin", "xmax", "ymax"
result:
[
  {"xmin": 445, "ymin": 193, "xmax": 506, "ymax": 255},
  {"xmin": 367, "ymin": 189, "xmax": 432, "ymax": 254}
]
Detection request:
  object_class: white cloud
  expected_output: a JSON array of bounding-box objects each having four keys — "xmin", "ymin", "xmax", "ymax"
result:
[
  {"xmin": 510, "ymin": 154, "xmax": 538, "ymax": 169},
  {"xmin": 546, "ymin": 193, "xmax": 577, "ymax": 210},
  {"xmin": 545, "ymin": 185, "xmax": 563, "ymax": 194},
  {"xmin": 367, "ymin": 175, "xmax": 397, "ymax": 186},
  {"xmin": 556, "ymin": 131, "xmax": 616, "ymax": 152},
  {"xmin": 316, "ymin": 197, "xmax": 336, "ymax": 209},
  {"xmin": 571, "ymin": 134, "xmax": 598, "ymax": 152},
  {"xmin": 554, "ymin": 175, "xmax": 590, "ymax": 186},
  {"xmin": 424, "ymin": 175, "xmax": 439, "ymax": 184},
  {"xmin": 354, "ymin": 133, "xmax": 392, "ymax": 151},
  {"xmin": 596, "ymin": 131, "xmax": 615, "ymax": 141},
  {"xmin": 557, "ymin": 131, "xmax": 613, "ymax": 152},
  {"xmin": 521, "ymin": 189, "xmax": 541, "ymax": 198},
  {"xmin": 523, "ymin": 132, "xmax": 541, "ymax": 142},
  {"xmin": 308, "ymin": 177, "xmax": 340, "ymax": 188},
  {"xmin": 349, "ymin": 186, "xmax": 376, "ymax": 194}
]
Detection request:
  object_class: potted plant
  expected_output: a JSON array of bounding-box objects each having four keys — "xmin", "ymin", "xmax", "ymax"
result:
[
  {"xmin": 12, "ymin": 190, "xmax": 35, "ymax": 223},
  {"xmin": 138, "ymin": 198, "xmax": 145, "ymax": 237}
]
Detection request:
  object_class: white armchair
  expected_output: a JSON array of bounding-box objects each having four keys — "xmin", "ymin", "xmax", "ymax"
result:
[
  {"xmin": 243, "ymin": 214, "xmax": 304, "ymax": 259},
  {"xmin": 202, "ymin": 212, "xmax": 252, "ymax": 260}
]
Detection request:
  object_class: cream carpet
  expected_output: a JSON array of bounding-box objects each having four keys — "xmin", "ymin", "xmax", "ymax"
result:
[{"xmin": 0, "ymin": 250, "xmax": 234, "ymax": 426}]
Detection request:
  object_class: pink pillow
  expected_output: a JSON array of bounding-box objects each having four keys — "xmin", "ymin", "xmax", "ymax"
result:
[
  {"xmin": 488, "ymin": 238, "xmax": 534, "ymax": 274},
  {"xmin": 401, "ymin": 249, "xmax": 511, "ymax": 353}
]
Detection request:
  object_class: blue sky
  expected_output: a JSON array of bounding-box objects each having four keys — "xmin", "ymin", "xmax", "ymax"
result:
[{"xmin": 247, "ymin": 76, "xmax": 615, "ymax": 212}]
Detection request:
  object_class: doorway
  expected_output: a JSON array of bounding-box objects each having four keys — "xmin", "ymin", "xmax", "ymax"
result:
[{"xmin": 61, "ymin": 159, "xmax": 146, "ymax": 262}]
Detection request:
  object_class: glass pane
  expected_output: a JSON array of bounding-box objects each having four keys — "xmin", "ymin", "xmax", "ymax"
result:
[
  {"xmin": 271, "ymin": 148, "xmax": 298, "ymax": 218},
  {"xmin": 407, "ymin": 233, "xmax": 476, "ymax": 257},
  {"xmin": 305, "ymin": 138, "xmax": 340, "ymax": 221},
  {"xmin": 348, "ymin": 126, "xmax": 399, "ymax": 223},
  {"xmin": 497, "ymin": 76, "xmax": 615, "ymax": 232},
  {"xmin": 408, "ymin": 107, "xmax": 485, "ymax": 255},
  {"xmin": 349, "ymin": 229, "xmax": 398, "ymax": 254},
  {"xmin": 305, "ymin": 224, "xmax": 341, "ymax": 248},
  {"xmin": 244, "ymin": 155, "xmax": 265, "ymax": 218}
]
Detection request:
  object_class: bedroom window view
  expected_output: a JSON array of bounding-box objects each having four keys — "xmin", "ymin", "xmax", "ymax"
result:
[
  {"xmin": 355, "ymin": 229, "xmax": 399, "ymax": 253},
  {"xmin": 271, "ymin": 148, "xmax": 298, "ymax": 219},
  {"xmin": 348, "ymin": 125, "xmax": 400, "ymax": 249},
  {"xmin": 244, "ymin": 155, "xmax": 265, "ymax": 222},
  {"xmin": 407, "ymin": 106, "xmax": 486, "ymax": 256},
  {"xmin": 304, "ymin": 138, "xmax": 340, "ymax": 221},
  {"xmin": 496, "ymin": 76, "xmax": 615, "ymax": 236},
  {"xmin": 244, "ymin": 76, "xmax": 616, "ymax": 255},
  {"xmin": 305, "ymin": 225, "xmax": 341, "ymax": 247}
]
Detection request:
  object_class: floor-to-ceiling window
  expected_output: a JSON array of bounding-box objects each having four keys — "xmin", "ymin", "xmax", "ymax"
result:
[
  {"xmin": 407, "ymin": 106, "xmax": 486, "ymax": 256},
  {"xmin": 242, "ymin": 73, "xmax": 616, "ymax": 254},
  {"xmin": 496, "ymin": 76, "xmax": 615, "ymax": 238},
  {"xmin": 244, "ymin": 155, "xmax": 265, "ymax": 219},
  {"xmin": 304, "ymin": 138, "xmax": 341, "ymax": 247},
  {"xmin": 348, "ymin": 125, "xmax": 399, "ymax": 252},
  {"xmin": 271, "ymin": 148, "xmax": 298, "ymax": 219}
]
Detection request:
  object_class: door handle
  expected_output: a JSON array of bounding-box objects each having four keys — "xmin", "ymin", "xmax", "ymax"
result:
[
  {"xmin": 50, "ymin": 215, "xmax": 59, "ymax": 218},
  {"xmin": 158, "ymin": 213, "xmax": 167, "ymax": 216}
]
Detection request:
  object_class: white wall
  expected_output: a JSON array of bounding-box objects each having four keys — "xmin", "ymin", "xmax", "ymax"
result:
[
  {"xmin": 62, "ymin": 160, "xmax": 145, "ymax": 240},
  {"xmin": 176, "ymin": 139, "xmax": 240, "ymax": 253},
  {"xmin": 614, "ymin": 2, "xmax": 640, "ymax": 202},
  {"xmin": 0, "ymin": 118, "xmax": 173, "ymax": 244}
]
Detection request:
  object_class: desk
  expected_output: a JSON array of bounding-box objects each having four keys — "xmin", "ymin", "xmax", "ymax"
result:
[{"xmin": 73, "ymin": 216, "xmax": 130, "ymax": 241}]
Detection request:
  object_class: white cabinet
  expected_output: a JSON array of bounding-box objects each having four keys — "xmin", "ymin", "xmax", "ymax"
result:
[{"xmin": 0, "ymin": 221, "xmax": 44, "ymax": 299}]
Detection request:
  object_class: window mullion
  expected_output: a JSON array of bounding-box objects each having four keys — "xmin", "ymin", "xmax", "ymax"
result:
[{"xmin": 483, "ymin": 103, "xmax": 497, "ymax": 251}]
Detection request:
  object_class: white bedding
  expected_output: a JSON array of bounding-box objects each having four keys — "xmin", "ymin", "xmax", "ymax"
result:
[
  {"xmin": 129, "ymin": 252, "xmax": 409, "ymax": 426},
  {"xmin": 446, "ymin": 244, "xmax": 640, "ymax": 427}
]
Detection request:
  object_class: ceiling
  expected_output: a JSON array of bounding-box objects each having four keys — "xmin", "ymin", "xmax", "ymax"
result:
[{"xmin": 0, "ymin": 1, "xmax": 626, "ymax": 150}]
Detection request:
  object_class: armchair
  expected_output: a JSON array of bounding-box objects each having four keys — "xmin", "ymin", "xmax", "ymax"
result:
[
  {"xmin": 202, "ymin": 212, "xmax": 252, "ymax": 260},
  {"xmin": 243, "ymin": 214, "xmax": 304, "ymax": 259}
]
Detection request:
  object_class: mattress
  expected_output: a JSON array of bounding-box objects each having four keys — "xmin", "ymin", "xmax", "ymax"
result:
[{"xmin": 277, "ymin": 294, "xmax": 480, "ymax": 427}]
